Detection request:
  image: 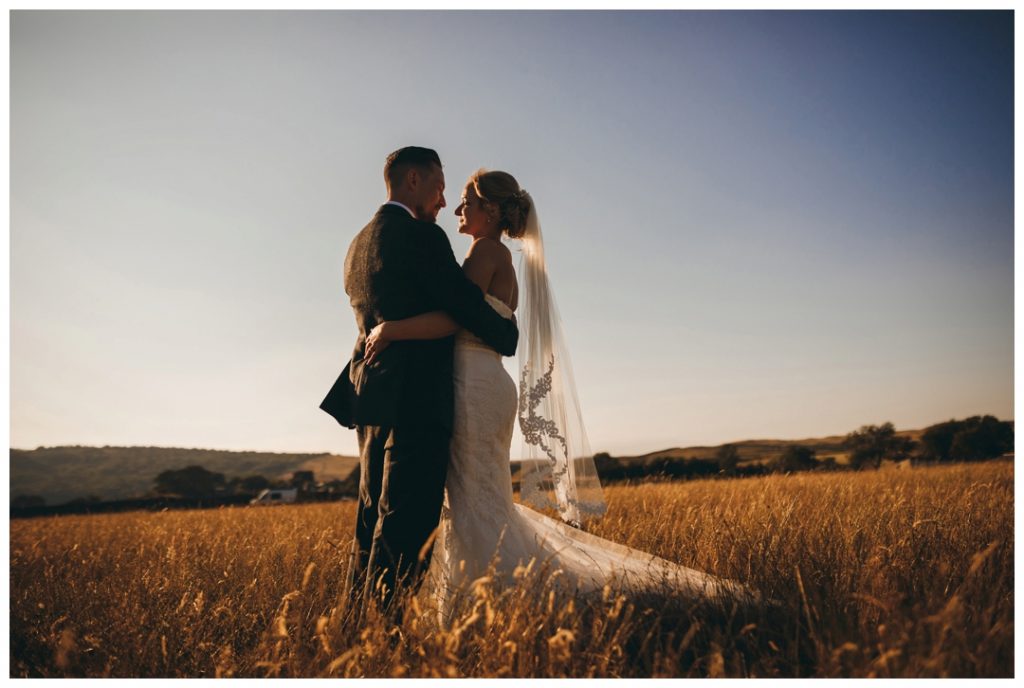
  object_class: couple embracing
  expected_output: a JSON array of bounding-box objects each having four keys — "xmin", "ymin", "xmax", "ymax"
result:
[{"xmin": 321, "ymin": 146, "xmax": 752, "ymax": 622}]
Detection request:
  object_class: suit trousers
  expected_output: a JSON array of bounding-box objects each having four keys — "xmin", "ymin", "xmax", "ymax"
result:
[{"xmin": 349, "ymin": 421, "xmax": 450, "ymax": 613}]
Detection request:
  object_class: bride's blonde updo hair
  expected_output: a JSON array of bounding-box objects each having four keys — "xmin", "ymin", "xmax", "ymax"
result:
[{"xmin": 467, "ymin": 169, "xmax": 531, "ymax": 240}]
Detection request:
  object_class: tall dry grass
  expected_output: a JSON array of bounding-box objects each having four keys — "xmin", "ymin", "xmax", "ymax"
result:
[{"xmin": 9, "ymin": 461, "xmax": 1013, "ymax": 677}]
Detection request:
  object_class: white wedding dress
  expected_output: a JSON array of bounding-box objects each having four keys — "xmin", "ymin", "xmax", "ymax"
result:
[{"xmin": 425, "ymin": 295, "xmax": 756, "ymax": 622}]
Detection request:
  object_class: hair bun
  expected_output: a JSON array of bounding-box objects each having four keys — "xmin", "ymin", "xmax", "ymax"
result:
[
  {"xmin": 502, "ymin": 191, "xmax": 531, "ymax": 239},
  {"xmin": 469, "ymin": 170, "xmax": 532, "ymax": 240}
]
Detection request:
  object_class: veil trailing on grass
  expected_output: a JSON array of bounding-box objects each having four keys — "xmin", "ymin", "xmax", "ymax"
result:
[{"xmin": 515, "ymin": 191, "xmax": 606, "ymax": 526}]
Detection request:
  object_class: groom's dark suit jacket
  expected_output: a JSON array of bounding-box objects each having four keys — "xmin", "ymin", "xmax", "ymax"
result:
[{"xmin": 320, "ymin": 204, "xmax": 519, "ymax": 432}]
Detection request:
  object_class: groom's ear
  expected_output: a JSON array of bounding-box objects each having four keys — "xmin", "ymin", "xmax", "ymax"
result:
[{"xmin": 405, "ymin": 167, "xmax": 420, "ymax": 191}]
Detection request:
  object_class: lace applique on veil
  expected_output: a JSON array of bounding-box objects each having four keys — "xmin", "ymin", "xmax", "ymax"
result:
[{"xmin": 515, "ymin": 194, "xmax": 605, "ymax": 524}]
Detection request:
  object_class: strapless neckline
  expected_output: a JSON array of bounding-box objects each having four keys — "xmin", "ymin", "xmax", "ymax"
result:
[
  {"xmin": 455, "ymin": 294, "xmax": 513, "ymax": 354},
  {"xmin": 484, "ymin": 293, "xmax": 514, "ymax": 319}
]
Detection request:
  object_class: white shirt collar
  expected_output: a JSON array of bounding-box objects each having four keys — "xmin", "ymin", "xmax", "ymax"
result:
[{"xmin": 384, "ymin": 200, "xmax": 414, "ymax": 217}]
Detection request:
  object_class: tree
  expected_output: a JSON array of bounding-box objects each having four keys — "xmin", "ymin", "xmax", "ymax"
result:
[
  {"xmin": 291, "ymin": 471, "xmax": 316, "ymax": 489},
  {"xmin": 844, "ymin": 422, "xmax": 915, "ymax": 469},
  {"xmin": 154, "ymin": 465, "xmax": 226, "ymax": 498},
  {"xmin": 920, "ymin": 416, "xmax": 1013, "ymax": 463},
  {"xmin": 715, "ymin": 445, "xmax": 740, "ymax": 475},
  {"xmin": 773, "ymin": 445, "xmax": 817, "ymax": 473},
  {"xmin": 818, "ymin": 456, "xmax": 839, "ymax": 471},
  {"xmin": 920, "ymin": 419, "xmax": 960, "ymax": 463},
  {"xmin": 232, "ymin": 475, "xmax": 270, "ymax": 494},
  {"xmin": 949, "ymin": 415, "xmax": 1013, "ymax": 461},
  {"xmin": 592, "ymin": 452, "xmax": 615, "ymax": 471},
  {"xmin": 592, "ymin": 452, "xmax": 629, "ymax": 481},
  {"xmin": 643, "ymin": 455, "xmax": 672, "ymax": 477}
]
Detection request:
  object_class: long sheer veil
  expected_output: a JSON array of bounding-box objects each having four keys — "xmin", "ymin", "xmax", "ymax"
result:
[{"xmin": 515, "ymin": 192, "xmax": 607, "ymax": 526}]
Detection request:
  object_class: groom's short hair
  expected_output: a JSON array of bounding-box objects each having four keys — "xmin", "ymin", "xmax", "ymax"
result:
[{"xmin": 384, "ymin": 146, "xmax": 442, "ymax": 191}]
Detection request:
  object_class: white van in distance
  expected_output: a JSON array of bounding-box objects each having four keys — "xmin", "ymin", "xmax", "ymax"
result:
[{"xmin": 249, "ymin": 488, "xmax": 298, "ymax": 505}]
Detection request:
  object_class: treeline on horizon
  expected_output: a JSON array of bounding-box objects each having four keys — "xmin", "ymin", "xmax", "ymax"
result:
[
  {"xmin": 10, "ymin": 414, "xmax": 1013, "ymax": 514},
  {"xmin": 592, "ymin": 415, "xmax": 1013, "ymax": 483}
]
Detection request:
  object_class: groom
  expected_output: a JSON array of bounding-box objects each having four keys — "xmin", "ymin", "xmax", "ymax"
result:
[{"xmin": 320, "ymin": 146, "xmax": 518, "ymax": 614}]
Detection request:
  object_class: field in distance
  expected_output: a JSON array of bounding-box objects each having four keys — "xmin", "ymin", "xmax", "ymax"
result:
[
  {"xmin": 9, "ymin": 460, "xmax": 1012, "ymax": 678},
  {"xmin": 9, "ymin": 446, "xmax": 359, "ymax": 506}
]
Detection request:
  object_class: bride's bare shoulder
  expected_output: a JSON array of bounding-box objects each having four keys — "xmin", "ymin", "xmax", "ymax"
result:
[{"xmin": 466, "ymin": 236, "xmax": 512, "ymax": 264}]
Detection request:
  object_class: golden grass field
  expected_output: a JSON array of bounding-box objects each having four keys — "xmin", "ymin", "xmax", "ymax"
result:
[{"xmin": 9, "ymin": 461, "xmax": 1013, "ymax": 678}]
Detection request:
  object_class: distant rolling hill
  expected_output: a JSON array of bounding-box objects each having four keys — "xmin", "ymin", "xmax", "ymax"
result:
[
  {"xmin": 611, "ymin": 429, "xmax": 926, "ymax": 467},
  {"xmin": 509, "ymin": 428, "xmax": 930, "ymax": 481},
  {"xmin": 9, "ymin": 446, "xmax": 359, "ymax": 506}
]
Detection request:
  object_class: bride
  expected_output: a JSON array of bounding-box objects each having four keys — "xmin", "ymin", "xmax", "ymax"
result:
[{"xmin": 362, "ymin": 169, "xmax": 756, "ymax": 620}]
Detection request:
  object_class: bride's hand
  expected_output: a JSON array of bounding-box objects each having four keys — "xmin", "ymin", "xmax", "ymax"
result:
[{"xmin": 363, "ymin": 322, "xmax": 392, "ymax": 366}]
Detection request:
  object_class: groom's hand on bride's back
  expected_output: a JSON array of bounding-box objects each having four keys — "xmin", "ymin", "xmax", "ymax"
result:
[{"xmin": 362, "ymin": 322, "xmax": 391, "ymax": 367}]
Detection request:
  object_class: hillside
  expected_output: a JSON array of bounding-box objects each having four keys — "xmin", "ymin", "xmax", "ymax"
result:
[
  {"xmin": 9, "ymin": 446, "xmax": 359, "ymax": 506},
  {"xmin": 618, "ymin": 429, "xmax": 926, "ymax": 465}
]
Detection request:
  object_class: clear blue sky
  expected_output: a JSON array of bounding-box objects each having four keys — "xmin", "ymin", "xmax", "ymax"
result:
[{"xmin": 10, "ymin": 10, "xmax": 1013, "ymax": 457}]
